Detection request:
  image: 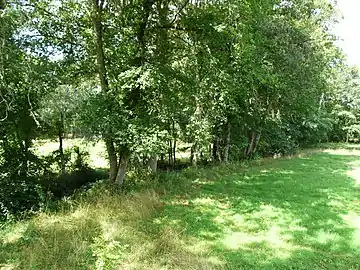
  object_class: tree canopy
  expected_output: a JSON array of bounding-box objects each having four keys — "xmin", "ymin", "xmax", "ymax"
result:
[{"xmin": 0, "ymin": 0, "xmax": 359, "ymax": 218}]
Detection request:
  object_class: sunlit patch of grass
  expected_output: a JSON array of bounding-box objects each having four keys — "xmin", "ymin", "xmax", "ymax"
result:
[
  {"xmin": 33, "ymin": 138, "xmax": 108, "ymax": 169},
  {"xmin": 0, "ymin": 263, "xmax": 18, "ymax": 270},
  {"xmin": 0, "ymin": 223, "xmax": 29, "ymax": 245},
  {"xmin": 323, "ymin": 148, "xmax": 360, "ymax": 156},
  {"xmin": 155, "ymin": 149, "xmax": 360, "ymax": 269},
  {"xmin": 318, "ymin": 142, "xmax": 360, "ymax": 150}
]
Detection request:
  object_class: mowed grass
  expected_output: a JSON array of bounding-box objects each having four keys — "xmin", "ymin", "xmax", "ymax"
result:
[{"xmin": 2, "ymin": 148, "xmax": 360, "ymax": 269}]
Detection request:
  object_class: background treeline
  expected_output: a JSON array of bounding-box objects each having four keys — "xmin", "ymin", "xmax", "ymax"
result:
[{"xmin": 1, "ymin": 0, "xmax": 360, "ymax": 219}]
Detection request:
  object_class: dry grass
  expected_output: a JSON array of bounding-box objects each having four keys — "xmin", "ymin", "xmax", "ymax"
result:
[{"xmin": 0, "ymin": 184, "xmax": 222, "ymax": 270}]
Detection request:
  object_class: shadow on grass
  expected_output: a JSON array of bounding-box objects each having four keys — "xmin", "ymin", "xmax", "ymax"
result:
[{"xmin": 157, "ymin": 152, "xmax": 360, "ymax": 269}]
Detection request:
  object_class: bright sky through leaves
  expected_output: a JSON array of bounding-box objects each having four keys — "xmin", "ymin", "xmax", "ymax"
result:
[{"xmin": 334, "ymin": 0, "xmax": 360, "ymax": 67}]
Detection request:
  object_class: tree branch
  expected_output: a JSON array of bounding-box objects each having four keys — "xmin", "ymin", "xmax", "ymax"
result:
[{"xmin": 170, "ymin": 0, "xmax": 190, "ymax": 25}]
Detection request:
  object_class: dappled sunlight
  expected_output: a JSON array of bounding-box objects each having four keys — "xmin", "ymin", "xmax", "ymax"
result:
[
  {"xmin": 220, "ymin": 228, "xmax": 310, "ymax": 260},
  {"xmin": 192, "ymin": 197, "xmax": 231, "ymax": 210},
  {"xmin": 278, "ymin": 170, "xmax": 295, "ymax": 175},
  {"xmin": 155, "ymin": 151, "xmax": 360, "ymax": 268},
  {"xmin": 311, "ymin": 229, "xmax": 342, "ymax": 245},
  {"xmin": 346, "ymin": 159, "xmax": 360, "ymax": 188},
  {"xmin": 323, "ymin": 149, "xmax": 360, "ymax": 156},
  {"xmin": 1, "ymin": 223, "xmax": 28, "ymax": 245},
  {"xmin": 0, "ymin": 264, "xmax": 18, "ymax": 270},
  {"xmin": 346, "ymin": 168, "xmax": 360, "ymax": 186},
  {"xmin": 340, "ymin": 212, "xmax": 360, "ymax": 250},
  {"xmin": 33, "ymin": 139, "xmax": 108, "ymax": 169},
  {"xmin": 261, "ymin": 169, "xmax": 294, "ymax": 175},
  {"xmin": 217, "ymin": 204, "xmax": 310, "ymax": 260}
]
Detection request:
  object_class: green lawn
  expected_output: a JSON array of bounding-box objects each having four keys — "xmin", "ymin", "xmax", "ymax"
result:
[{"xmin": 1, "ymin": 149, "xmax": 360, "ymax": 269}]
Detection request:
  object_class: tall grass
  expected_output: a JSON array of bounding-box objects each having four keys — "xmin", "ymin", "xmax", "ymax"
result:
[{"xmin": 0, "ymin": 181, "xmax": 221, "ymax": 270}]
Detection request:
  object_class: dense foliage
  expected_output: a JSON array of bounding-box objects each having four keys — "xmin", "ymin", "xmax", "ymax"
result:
[{"xmin": 1, "ymin": 0, "xmax": 360, "ymax": 218}]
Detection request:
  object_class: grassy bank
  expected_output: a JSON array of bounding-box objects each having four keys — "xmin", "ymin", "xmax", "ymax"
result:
[{"xmin": 1, "ymin": 148, "xmax": 360, "ymax": 269}]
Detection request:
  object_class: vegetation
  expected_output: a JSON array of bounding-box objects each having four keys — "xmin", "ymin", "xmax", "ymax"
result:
[
  {"xmin": 2, "ymin": 0, "xmax": 360, "ymax": 267},
  {"xmin": 2, "ymin": 148, "xmax": 360, "ymax": 269}
]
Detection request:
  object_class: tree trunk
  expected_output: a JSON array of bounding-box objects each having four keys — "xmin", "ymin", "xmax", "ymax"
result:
[
  {"xmin": 173, "ymin": 139, "xmax": 176, "ymax": 165},
  {"xmin": 115, "ymin": 149, "xmax": 131, "ymax": 186},
  {"xmin": 91, "ymin": 0, "xmax": 118, "ymax": 182},
  {"xmin": 148, "ymin": 155, "xmax": 158, "ymax": 173},
  {"xmin": 190, "ymin": 143, "xmax": 198, "ymax": 165},
  {"xmin": 58, "ymin": 112, "xmax": 66, "ymax": 175},
  {"xmin": 106, "ymin": 138, "xmax": 118, "ymax": 182},
  {"xmin": 245, "ymin": 132, "xmax": 256, "ymax": 158},
  {"xmin": 172, "ymin": 120, "xmax": 176, "ymax": 164},
  {"xmin": 216, "ymin": 136, "xmax": 222, "ymax": 162},
  {"xmin": 92, "ymin": 0, "xmax": 108, "ymax": 94},
  {"xmin": 223, "ymin": 121, "xmax": 231, "ymax": 163},
  {"xmin": 190, "ymin": 144, "xmax": 194, "ymax": 164},
  {"xmin": 168, "ymin": 139, "xmax": 173, "ymax": 165},
  {"xmin": 253, "ymin": 133, "xmax": 261, "ymax": 154},
  {"xmin": 212, "ymin": 137, "xmax": 218, "ymax": 162},
  {"xmin": 17, "ymin": 130, "xmax": 31, "ymax": 178},
  {"xmin": 244, "ymin": 132, "xmax": 260, "ymax": 159},
  {"xmin": 0, "ymin": 0, "xmax": 7, "ymax": 122}
]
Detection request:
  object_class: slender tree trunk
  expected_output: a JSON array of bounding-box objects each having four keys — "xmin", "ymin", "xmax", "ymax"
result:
[
  {"xmin": 0, "ymin": 0, "xmax": 7, "ymax": 122},
  {"xmin": 148, "ymin": 155, "xmax": 158, "ymax": 173},
  {"xmin": 92, "ymin": 0, "xmax": 108, "ymax": 94},
  {"xmin": 216, "ymin": 136, "xmax": 222, "ymax": 162},
  {"xmin": 212, "ymin": 137, "xmax": 218, "ymax": 162},
  {"xmin": 106, "ymin": 139, "xmax": 118, "ymax": 182},
  {"xmin": 115, "ymin": 150, "xmax": 131, "ymax": 186},
  {"xmin": 245, "ymin": 132, "xmax": 256, "ymax": 158},
  {"xmin": 190, "ymin": 143, "xmax": 198, "ymax": 165},
  {"xmin": 173, "ymin": 139, "xmax": 176, "ymax": 165},
  {"xmin": 190, "ymin": 143, "xmax": 194, "ymax": 164},
  {"xmin": 172, "ymin": 120, "xmax": 176, "ymax": 164},
  {"xmin": 91, "ymin": 0, "xmax": 118, "ymax": 182},
  {"xmin": 17, "ymin": 130, "xmax": 30, "ymax": 178},
  {"xmin": 244, "ymin": 132, "xmax": 260, "ymax": 159},
  {"xmin": 168, "ymin": 139, "xmax": 173, "ymax": 165},
  {"xmin": 253, "ymin": 133, "xmax": 261, "ymax": 154},
  {"xmin": 59, "ymin": 112, "xmax": 66, "ymax": 175},
  {"xmin": 23, "ymin": 136, "xmax": 31, "ymax": 178},
  {"xmin": 173, "ymin": 140, "xmax": 176, "ymax": 164},
  {"xmin": 223, "ymin": 121, "xmax": 231, "ymax": 163}
]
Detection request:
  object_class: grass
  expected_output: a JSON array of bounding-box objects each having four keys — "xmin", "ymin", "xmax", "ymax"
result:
[
  {"xmin": 2, "ymin": 147, "xmax": 360, "ymax": 269},
  {"xmin": 33, "ymin": 139, "xmax": 108, "ymax": 169}
]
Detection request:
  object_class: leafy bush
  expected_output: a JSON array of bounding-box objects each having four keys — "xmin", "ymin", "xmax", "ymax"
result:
[
  {"xmin": 258, "ymin": 122, "xmax": 298, "ymax": 157},
  {"xmin": 39, "ymin": 147, "xmax": 106, "ymax": 198},
  {"xmin": 0, "ymin": 145, "xmax": 106, "ymax": 220},
  {"xmin": 0, "ymin": 152, "xmax": 47, "ymax": 220}
]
